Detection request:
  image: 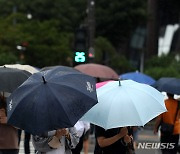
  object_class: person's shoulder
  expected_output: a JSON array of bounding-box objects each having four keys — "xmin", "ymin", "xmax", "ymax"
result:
[
  {"xmin": 95, "ymin": 125, "xmax": 104, "ymax": 130},
  {"xmin": 166, "ymin": 98, "xmax": 178, "ymax": 104},
  {"xmin": 95, "ymin": 125, "xmax": 106, "ymax": 134}
]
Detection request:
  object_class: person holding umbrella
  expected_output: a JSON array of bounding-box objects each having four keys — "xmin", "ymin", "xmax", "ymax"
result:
[
  {"xmin": 154, "ymin": 93, "xmax": 180, "ymax": 154},
  {"xmin": 94, "ymin": 126, "xmax": 134, "ymax": 154},
  {"xmin": 0, "ymin": 94, "xmax": 19, "ymax": 154},
  {"xmin": 6, "ymin": 66, "xmax": 98, "ymax": 153},
  {"xmin": 32, "ymin": 124, "xmax": 81, "ymax": 154}
]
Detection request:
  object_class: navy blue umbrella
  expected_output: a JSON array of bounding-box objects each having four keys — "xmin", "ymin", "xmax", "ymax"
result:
[
  {"xmin": 120, "ymin": 71, "xmax": 155, "ymax": 85},
  {"xmin": 152, "ymin": 77, "xmax": 180, "ymax": 95},
  {"xmin": 7, "ymin": 66, "xmax": 98, "ymax": 135},
  {"xmin": 40, "ymin": 65, "xmax": 79, "ymax": 72}
]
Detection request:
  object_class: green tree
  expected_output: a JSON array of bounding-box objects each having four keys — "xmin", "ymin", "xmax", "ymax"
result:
[
  {"xmin": 144, "ymin": 54, "xmax": 180, "ymax": 79},
  {"xmin": 0, "ymin": 14, "xmax": 74, "ymax": 67},
  {"xmin": 94, "ymin": 37, "xmax": 134, "ymax": 74},
  {"xmin": 95, "ymin": 0, "xmax": 147, "ymax": 48},
  {"xmin": 0, "ymin": 52, "xmax": 18, "ymax": 65}
]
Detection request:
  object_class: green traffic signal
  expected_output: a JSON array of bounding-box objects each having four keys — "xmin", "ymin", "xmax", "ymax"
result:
[
  {"xmin": 73, "ymin": 26, "xmax": 88, "ymax": 66},
  {"xmin": 74, "ymin": 51, "xmax": 86, "ymax": 63}
]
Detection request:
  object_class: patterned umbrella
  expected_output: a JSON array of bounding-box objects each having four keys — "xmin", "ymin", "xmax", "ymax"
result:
[{"xmin": 7, "ymin": 66, "xmax": 98, "ymax": 135}]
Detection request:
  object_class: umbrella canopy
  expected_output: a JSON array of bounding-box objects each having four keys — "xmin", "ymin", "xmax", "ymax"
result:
[
  {"xmin": 120, "ymin": 71, "xmax": 155, "ymax": 85},
  {"xmin": 96, "ymin": 80, "xmax": 112, "ymax": 89},
  {"xmin": 81, "ymin": 80, "xmax": 166, "ymax": 129},
  {"xmin": 7, "ymin": 66, "xmax": 98, "ymax": 135},
  {"xmin": 0, "ymin": 67, "xmax": 31, "ymax": 93},
  {"xmin": 3, "ymin": 64, "xmax": 38, "ymax": 74},
  {"xmin": 74, "ymin": 63, "xmax": 119, "ymax": 79},
  {"xmin": 41, "ymin": 65, "xmax": 79, "ymax": 72},
  {"xmin": 152, "ymin": 77, "xmax": 180, "ymax": 95}
]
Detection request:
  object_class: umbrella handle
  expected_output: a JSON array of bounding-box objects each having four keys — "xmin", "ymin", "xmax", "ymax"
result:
[
  {"xmin": 42, "ymin": 76, "xmax": 47, "ymax": 84},
  {"xmin": 118, "ymin": 79, "xmax": 121, "ymax": 86}
]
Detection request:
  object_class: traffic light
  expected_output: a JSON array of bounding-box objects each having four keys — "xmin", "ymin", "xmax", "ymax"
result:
[{"xmin": 73, "ymin": 27, "xmax": 88, "ymax": 66}]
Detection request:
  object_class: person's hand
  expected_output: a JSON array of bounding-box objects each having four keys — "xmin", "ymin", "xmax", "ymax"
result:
[
  {"xmin": 55, "ymin": 128, "xmax": 68, "ymax": 139},
  {"xmin": 119, "ymin": 127, "xmax": 128, "ymax": 137},
  {"xmin": 153, "ymin": 128, "xmax": 158, "ymax": 135},
  {"xmin": 123, "ymin": 135, "xmax": 132, "ymax": 144}
]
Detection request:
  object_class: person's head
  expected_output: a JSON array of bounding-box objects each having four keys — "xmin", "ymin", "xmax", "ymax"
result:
[
  {"xmin": 0, "ymin": 93, "xmax": 6, "ymax": 109},
  {"xmin": 166, "ymin": 93, "xmax": 174, "ymax": 98}
]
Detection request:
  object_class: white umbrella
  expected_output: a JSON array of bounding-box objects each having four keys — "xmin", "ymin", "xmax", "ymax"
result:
[
  {"xmin": 3, "ymin": 64, "xmax": 38, "ymax": 74},
  {"xmin": 81, "ymin": 80, "xmax": 167, "ymax": 129}
]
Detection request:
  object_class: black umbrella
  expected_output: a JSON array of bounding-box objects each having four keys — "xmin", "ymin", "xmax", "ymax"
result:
[
  {"xmin": 0, "ymin": 67, "xmax": 31, "ymax": 93},
  {"xmin": 152, "ymin": 77, "xmax": 180, "ymax": 95},
  {"xmin": 7, "ymin": 66, "xmax": 98, "ymax": 135}
]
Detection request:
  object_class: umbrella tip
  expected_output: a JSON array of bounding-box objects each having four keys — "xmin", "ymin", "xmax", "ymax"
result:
[
  {"xmin": 42, "ymin": 76, "xmax": 46, "ymax": 84},
  {"xmin": 118, "ymin": 78, "xmax": 121, "ymax": 86}
]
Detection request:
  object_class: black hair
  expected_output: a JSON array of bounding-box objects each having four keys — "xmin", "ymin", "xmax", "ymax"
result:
[
  {"xmin": 167, "ymin": 93, "xmax": 174, "ymax": 98},
  {"xmin": 0, "ymin": 93, "xmax": 7, "ymax": 110}
]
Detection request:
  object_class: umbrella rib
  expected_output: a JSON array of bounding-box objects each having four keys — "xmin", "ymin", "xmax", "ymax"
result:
[
  {"xmin": 10, "ymin": 83, "xmax": 41, "ymax": 111},
  {"xmin": 49, "ymin": 81, "xmax": 96, "ymax": 102},
  {"xmin": 105, "ymin": 91, "xmax": 119, "ymax": 128},
  {"xmin": 47, "ymin": 85, "xmax": 75, "ymax": 125},
  {"xmin": 122, "ymin": 86, "xmax": 144, "ymax": 125},
  {"xmin": 48, "ymin": 82, "xmax": 97, "ymax": 125},
  {"xmin": 47, "ymin": 72, "xmax": 82, "ymax": 81},
  {"xmin": 131, "ymin": 84, "xmax": 165, "ymax": 109},
  {"xmin": 45, "ymin": 87, "xmax": 73, "ymax": 129},
  {"xmin": 123, "ymin": 83, "xmax": 165, "ymax": 125}
]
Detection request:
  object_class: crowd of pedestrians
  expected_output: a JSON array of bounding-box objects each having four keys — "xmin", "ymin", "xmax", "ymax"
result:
[{"xmin": 0, "ymin": 83, "xmax": 180, "ymax": 154}]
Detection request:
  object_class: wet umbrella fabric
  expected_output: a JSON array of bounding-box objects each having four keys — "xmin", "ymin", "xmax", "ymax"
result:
[
  {"xmin": 152, "ymin": 77, "xmax": 180, "ymax": 95},
  {"xmin": 120, "ymin": 71, "xmax": 155, "ymax": 85},
  {"xmin": 0, "ymin": 67, "xmax": 31, "ymax": 93},
  {"xmin": 3, "ymin": 64, "xmax": 38, "ymax": 74},
  {"xmin": 96, "ymin": 80, "xmax": 112, "ymax": 89},
  {"xmin": 7, "ymin": 67, "xmax": 98, "ymax": 135},
  {"xmin": 81, "ymin": 80, "xmax": 166, "ymax": 129},
  {"xmin": 74, "ymin": 63, "xmax": 119, "ymax": 79},
  {"xmin": 40, "ymin": 65, "xmax": 78, "ymax": 72}
]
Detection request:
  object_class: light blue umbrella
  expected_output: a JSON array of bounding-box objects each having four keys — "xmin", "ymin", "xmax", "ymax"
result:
[
  {"xmin": 81, "ymin": 80, "xmax": 166, "ymax": 129},
  {"xmin": 120, "ymin": 71, "xmax": 155, "ymax": 85}
]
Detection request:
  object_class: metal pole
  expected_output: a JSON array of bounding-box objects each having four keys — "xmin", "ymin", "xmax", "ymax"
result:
[
  {"xmin": 13, "ymin": 5, "xmax": 17, "ymax": 25},
  {"xmin": 140, "ymin": 51, "xmax": 144, "ymax": 73},
  {"xmin": 146, "ymin": 0, "xmax": 159, "ymax": 57},
  {"xmin": 87, "ymin": 0, "xmax": 95, "ymax": 61}
]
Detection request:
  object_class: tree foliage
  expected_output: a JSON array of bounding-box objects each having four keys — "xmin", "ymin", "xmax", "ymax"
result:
[
  {"xmin": 95, "ymin": 0, "xmax": 147, "ymax": 47},
  {"xmin": 144, "ymin": 54, "xmax": 180, "ymax": 79},
  {"xmin": 94, "ymin": 37, "xmax": 134, "ymax": 74},
  {"xmin": 0, "ymin": 0, "xmax": 179, "ymax": 74},
  {"xmin": 0, "ymin": 13, "xmax": 74, "ymax": 67}
]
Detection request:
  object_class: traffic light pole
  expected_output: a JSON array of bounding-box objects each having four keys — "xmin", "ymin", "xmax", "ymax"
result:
[
  {"xmin": 73, "ymin": 27, "xmax": 88, "ymax": 66},
  {"xmin": 87, "ymin": 0, "xmax": 95, "ymax": 61},
  {"xmin": 146, "ymin": 0, "xmax": 159, "ymax": 57},
  {"xmin": 73, "ymin": 0, "xmax": 95, "ymax": 66}
]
